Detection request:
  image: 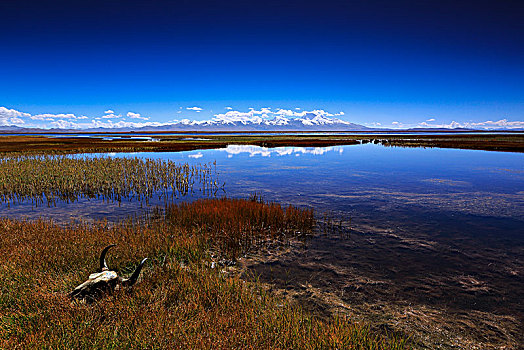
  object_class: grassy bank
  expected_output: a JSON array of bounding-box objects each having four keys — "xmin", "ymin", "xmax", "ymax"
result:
[
  {"xmin": 369, "ymin": 133, "xmax": 524, "ymax": 152},
  {"xmin": 0, "ymin": 132, "xmax": 522, "ymax": 154},
  {"xmin": 0, "ymin": 198, "xmax": 407, "ymax": 349},
  {"xmin": 0, "ymin": 135, "xmax": 360, "ymax": 154}
]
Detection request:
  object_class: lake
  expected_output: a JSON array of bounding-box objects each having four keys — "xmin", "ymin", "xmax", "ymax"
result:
[{"xmin": 2, "ymin": 143, "xmax": 523, "ymax": 347}]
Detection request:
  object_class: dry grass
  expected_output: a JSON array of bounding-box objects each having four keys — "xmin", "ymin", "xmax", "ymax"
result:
[
  {"xmin": 0, "ymin": 198, "xmax": 407, "ymax": 349},
  {"xmin": 163, "ymin": 196, "xmax": 315, "ymax": 259}
]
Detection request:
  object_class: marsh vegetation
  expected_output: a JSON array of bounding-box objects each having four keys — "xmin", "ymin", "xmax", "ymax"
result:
[
  {"xmin": 163, "ymin": 196, "xmax": 316, "ymax": 259},
  {"xmin": 0, "ymin": 146, "xmax": 407, "ymax": 348},
  {"xmin": 0, "ymin": 132, "xmax": 522, "ymax": 155},
  {"xmin": 3, "ymin": 135, "xmax": 521, "ymax": 348},
  {"xmin": 0, "ymin": 197, "xmax": 407, "ymax": 349},
  {"xmin": 0, "ymin": 155, "xmax": 222, "ymax": 207}
]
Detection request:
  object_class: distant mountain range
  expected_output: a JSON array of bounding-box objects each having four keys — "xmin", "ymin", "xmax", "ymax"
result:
[
  {"xmin": 0, "ymin": 114, "xmax": 374, "ymax": 132},
  {"xmin": 139, "ymin": 113, "xmax": 372, "ymax": 132},
  {"xmin": 0, "ymin": 113, "xmax": 519, "ymax": 133}
]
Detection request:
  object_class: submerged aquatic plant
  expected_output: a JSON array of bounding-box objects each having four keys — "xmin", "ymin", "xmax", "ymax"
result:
[{"xmin": 0, "ymin": 155, "xmax": 222, "ymax": 207}]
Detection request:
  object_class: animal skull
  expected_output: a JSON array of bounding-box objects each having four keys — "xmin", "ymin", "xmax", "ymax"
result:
[{"xmin": 69, "ymin": 244, "xmax": 147, "ymax": 302}]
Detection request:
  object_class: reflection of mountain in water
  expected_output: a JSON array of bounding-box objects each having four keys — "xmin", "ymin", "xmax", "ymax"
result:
[{"xmin": 221, "ymin": 145, "xmax": 345, "ymax": 157}]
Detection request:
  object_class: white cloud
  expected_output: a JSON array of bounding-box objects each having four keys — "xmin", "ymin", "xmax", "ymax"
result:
[
  {"xmin": 274, "ymin": 109, "xmax": 306, "ymax": 117},
  {"xmin": 225, "ymin": 107, "xmax": 233, "ymax": 110},
  {"xmin": 101, "ymin": 113, "xmax": 121, "ymax": 119},
  {"xmin": 0, "ymin": 107, "xmax": 31, "ymax": 119},
  {"xmin": 426, "ymin": 118, "xmax": 436, "ymax": 122},
  {"xmin": 9, "ymin": 117, "xmax": 25, "ymax": 124},
  {"xmin": 187, "ymin": 107, "xmax": 203, "ymax": 111},
  {"xmin": 417, "ymin": 119, "xmax": 524, "ymax": 130},
  {"xmin": 467, "ymin": 119, "xmax": 524, "ymax": 129},
  {"xmin": 31, "ymin": 113, "xmax": 79, "ymax": 120},
  {"xmin": 87, "ymin": 119, "xmax": 168, "ymax": 129},
  {"xmin": 0, "ymin": 107, "xmax": 31, "ymax": 126},
  {"xmin": 212, "ymin": 111, "xmax": 265, "ymax": 125},
  {"xmin": 127, "ymin": 112, "xmax": 149, "ymax": 120},
  {"xmin": 50, "ymin": 120, "xmax": 77, "ymax": 129},
  {"xmin": 104, "ymin": 110, "xmax": 115, "ymax": 114},
  {"xmin": 48, "ymin": 119, "xmax": 170, "ymax": 130}
]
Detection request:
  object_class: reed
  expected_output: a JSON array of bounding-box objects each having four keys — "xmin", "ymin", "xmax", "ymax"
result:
[
  {"xmin": 0, "ymin": 198, "xmax": 407, "ymax": 349},
  {"xmin": 0, "ymin": 155, "xmax": 222, "ymax": 207},
  {"xmin": 163, "ymin": 197, "xmax": 315, "ymax": 259}
]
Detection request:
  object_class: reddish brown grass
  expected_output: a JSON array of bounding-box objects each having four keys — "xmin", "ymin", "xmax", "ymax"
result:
[
  {"xmin": 0, "ymin": 198, "xmax": 407, "ymax": 349},
  {"xmin": 164, "ymin": 197, "xmax": 315, "ymax": 259}
]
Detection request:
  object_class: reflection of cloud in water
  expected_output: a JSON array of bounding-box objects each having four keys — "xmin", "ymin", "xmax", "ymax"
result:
[
  {"xmin": 188, "ymin": 152, "xmax": 203, "ymax": 159},
  {"xmin": 223, "ymin": 145, "xmax": 344, "ymax": 157}
]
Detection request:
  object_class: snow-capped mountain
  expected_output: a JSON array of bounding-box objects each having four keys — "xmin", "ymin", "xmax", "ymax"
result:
[
  {"xmin": 132, "ymin": 111, "xmax": 370, "ymax": 132},
  {"xmin": 0, "ymin": 107, "xmax": 373, "ymax": 132}
]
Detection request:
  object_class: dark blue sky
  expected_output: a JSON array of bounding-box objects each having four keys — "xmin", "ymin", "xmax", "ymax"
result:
[{"xmin": 1, "ymin": 0, "xmax": 522, "ymax": 128}]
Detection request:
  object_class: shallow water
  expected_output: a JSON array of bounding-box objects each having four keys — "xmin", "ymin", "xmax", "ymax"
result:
[
  {"xmin": 4, "ymin": 144, "xmax": 522, "ymax": 220},
  {"xmin": 2, "ymin": 144, "xmax": 523, "ymax": 348}
]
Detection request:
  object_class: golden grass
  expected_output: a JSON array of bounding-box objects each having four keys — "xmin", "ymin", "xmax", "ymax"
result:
[{"xmin": 0, "ymin": 198, "xmax": 407, "ymax": 349}]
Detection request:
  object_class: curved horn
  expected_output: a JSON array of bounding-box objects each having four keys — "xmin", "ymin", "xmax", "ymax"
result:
[
  {"xmin": 99, "ymin": 244, "xmax": 117, "ymax": 271},
  {"xmin": 124, "ymin": 258, "xmax": 148, "ymax": 287}
]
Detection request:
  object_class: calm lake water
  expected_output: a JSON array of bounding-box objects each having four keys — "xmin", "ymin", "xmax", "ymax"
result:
[
  {"xmin": 2, "ymin": 144, "xmax": 523, "ymax": 347},
  {"xmin": 4, "ymin": 143, "xmax": 522, "ymax": 221}
]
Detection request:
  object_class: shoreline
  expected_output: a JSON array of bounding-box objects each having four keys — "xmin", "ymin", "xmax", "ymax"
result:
[{"xmin": 0, "ymin": 133, "xmax": 522, "ymax": 154}]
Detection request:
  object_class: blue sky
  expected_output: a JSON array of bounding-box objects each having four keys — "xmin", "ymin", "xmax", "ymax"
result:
[{"xmin": 1, "ymin": 0, "xmax": 522, "ymax": 129}]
